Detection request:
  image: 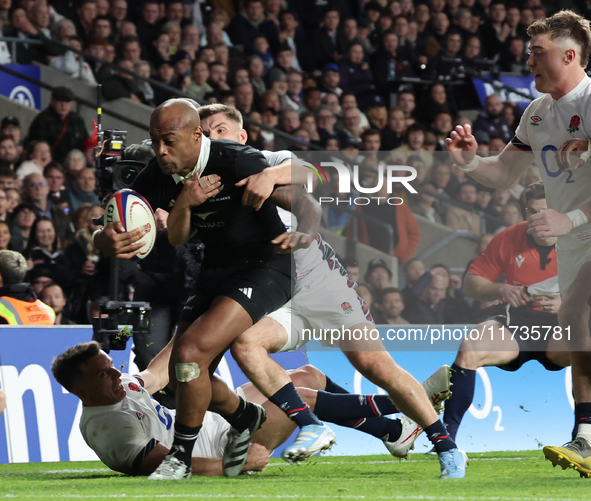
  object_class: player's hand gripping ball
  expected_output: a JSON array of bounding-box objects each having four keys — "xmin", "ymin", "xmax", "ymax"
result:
[{"xmin": 105, "ymin": 189, "xmax": 156, "ymax": 259}]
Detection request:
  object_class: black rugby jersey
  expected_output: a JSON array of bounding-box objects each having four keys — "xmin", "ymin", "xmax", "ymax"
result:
[{"xmin": 132, "ymin": 139, "xmax": 287, "ymax": 266}]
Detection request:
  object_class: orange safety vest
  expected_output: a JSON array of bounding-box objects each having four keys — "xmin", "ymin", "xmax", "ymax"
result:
[{"xmin": 0, "ymin": 296, "xmax": 55, "ymax": 325}]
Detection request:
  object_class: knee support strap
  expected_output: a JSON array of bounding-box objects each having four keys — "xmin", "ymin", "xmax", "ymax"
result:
[{"xmin": 175, "ymin": 362, "xmax": 201, "ymax": 382}]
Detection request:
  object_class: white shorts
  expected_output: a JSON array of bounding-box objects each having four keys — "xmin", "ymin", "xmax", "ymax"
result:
[
  {"xmin": 556, "ymin": 233, "xmax": 591, "ymax": 295},
  {"xmin": 267, "ymin": 273, "xmax": 373, "ymax": 351}
]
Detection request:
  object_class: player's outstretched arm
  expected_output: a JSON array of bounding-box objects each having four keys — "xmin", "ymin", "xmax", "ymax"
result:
[
  {"xmin": 464, "ymin": 272, "xmax": 529, "ymax": 307},
  {"xmin": 92, "ymin": 221, "xmax": 146, "ymax": 259},
  {"xmin": 139, "ymin": 336, "xmax": 174, "ymax": 395},
  {"xmin": 270, "ymin": 186, "xmax": 322, "ymax": 252},
  {"xmin": 236, "ymin": 158, "xmax": 310, "ymax": 211},
  {"xmin": 446, "ymin": 125, "xmax": 533, "ymax": 189}
]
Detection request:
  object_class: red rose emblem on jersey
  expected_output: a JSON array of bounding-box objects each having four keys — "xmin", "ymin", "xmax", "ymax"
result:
[
  {"xmin": 569, "ymin": 115, "xmax": 581, "ymax": 133},
  {"xmin": 341, "ymin": 302, "xmax": 353, "ymax": 314},
  {"xmin": 128, "ymin": 382, "xmax": 141, "ymax": 392}
]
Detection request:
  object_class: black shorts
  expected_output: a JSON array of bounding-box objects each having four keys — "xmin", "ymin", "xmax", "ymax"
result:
[
  {"xmin": 180, "ymin": 254, "xmax": 293, "ymax": 324},
  {"xmin": 488, "ymin": 306, "xmax": 563, "ymax": 372}
]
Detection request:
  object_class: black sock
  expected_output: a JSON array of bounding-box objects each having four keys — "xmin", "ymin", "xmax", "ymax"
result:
[
  {"xmin": 324, "ymin": 376, "xmax": 350, "ymax": 394},
  {"xmin": 171, "ymin": 422, "xmax": 201, "ymax": 466},
  {"xmin": 222, "ymin": 396, "xmax": 258, "ymax": 432},
  {"xmin": 575, "ymin": 403, "xmax": 591, "ymax": 438},
  {"xmin": 443, "ymin": 363, "xmax": 476, "ymax": 441},
  {"xmin": 269, "ymin": 382, "xmax": 322, "ymax": 427},
  {"xmin": 425, "ymin": 420, "xmax": 456, "ymax": 453},
  {"xmin": 315, "ymin": 391, "xmax": 398, "ymax": 420}
]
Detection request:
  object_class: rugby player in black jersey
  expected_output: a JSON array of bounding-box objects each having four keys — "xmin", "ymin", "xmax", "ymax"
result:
[{"xmin": 94, "ymin": 98, "xmax": 315, "ymax": 480}]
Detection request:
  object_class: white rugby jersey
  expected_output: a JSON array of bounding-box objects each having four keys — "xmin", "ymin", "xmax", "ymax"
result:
[
  {"xmin": 514, "ymin": 76, "xmax": 591, "ymax": 239},
  {"xmin": 80, "ymin": 374, "xmax": 229, "ymax": 475}
]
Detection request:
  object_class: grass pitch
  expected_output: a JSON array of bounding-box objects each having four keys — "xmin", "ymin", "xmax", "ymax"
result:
[{"xmin": 0, "ymin": 451, "xmax": 589, "ymax": 500}]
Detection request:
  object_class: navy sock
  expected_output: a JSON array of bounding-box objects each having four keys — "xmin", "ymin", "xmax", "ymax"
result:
[
  {"xmin": 575, "ymin": 403, "xmax": 591, "ymax": 437},
  {"xmin": 322, "ymin": 377, "xmax": 401, "ymax": 441},
  {"xmin": 315, "ymin": 391, "xmax": 398, "ymax": 420},
  {"xmin": 324, "ymin": 376, "xmax": 350, "ymax": 394},
  {"xmin": 443, "ymin": 363, "xmax": 476, "ymax": 441},
  {"xmin": 171, "ymin": 422, "xmax": 201, "ymax": 466},
  {"xmin": 221, "ymin": 396, "xmax": 258, "ymax": 432},
  {"xmin": 269, "ymin": 382, "xmax": 322, "ymax": 427},
  {"xmin": 425, "ymin": 420, "xmax": 456, "ymax": 453}
]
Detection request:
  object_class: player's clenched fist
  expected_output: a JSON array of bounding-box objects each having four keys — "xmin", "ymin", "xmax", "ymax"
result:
[{"xmin": 445, "ymin": 124, "xmax": 479, "ymax": 166}]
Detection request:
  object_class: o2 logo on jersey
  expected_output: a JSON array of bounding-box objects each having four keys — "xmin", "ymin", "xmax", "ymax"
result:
[
  {"xmin": 155, "ymin": 404, "xmax": 173, "ymax": 430},
  {"xmin": 541, "ymin": 145, "xmax": 574, "ymax": 184}
]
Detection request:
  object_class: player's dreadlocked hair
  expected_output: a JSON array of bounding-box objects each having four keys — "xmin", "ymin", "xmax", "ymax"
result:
[
  {"xmin": 51, "ymin": 341, "xmax": 101, "ymax": 392},
  {"xmin": 527, "ymin": 10, "xmax": 591, "ymax": 68}
]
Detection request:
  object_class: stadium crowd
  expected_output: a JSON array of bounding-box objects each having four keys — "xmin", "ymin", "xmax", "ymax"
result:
[{"xmin": 0, "ymin": 0, "xmax": 572, "ymax": 328}]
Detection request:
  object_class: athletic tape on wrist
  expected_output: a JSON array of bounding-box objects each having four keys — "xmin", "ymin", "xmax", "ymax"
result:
[
  {"xmin": 566, "ymin": 209, "xmax": 589, "ymax": 228},
  {"xmin": 453, "ymin": 156, "xmax": 478, "ymax": 172},
  {"xmin": 579, "ymin": 141, "xmax": 591, "ymax": 164}
]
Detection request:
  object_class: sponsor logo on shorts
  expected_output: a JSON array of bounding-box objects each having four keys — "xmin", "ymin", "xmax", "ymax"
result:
[
  {"xmin": 341, "ymin": 301, "xmax": 353, "ymax": 314},
  {"xmin": 239, "ymin": 287, "xmax": 253, "ymax": 299}
]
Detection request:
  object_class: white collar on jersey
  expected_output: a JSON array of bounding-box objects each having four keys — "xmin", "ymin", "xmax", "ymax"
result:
[{"xmin": 172, "ymin": 134, "xmax": 211, "ymax": 184}]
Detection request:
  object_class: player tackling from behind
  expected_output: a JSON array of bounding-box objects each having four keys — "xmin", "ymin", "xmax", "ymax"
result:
[{"xmin": 446, "ymin": 10, "xmax": 591, "ymax": 476}]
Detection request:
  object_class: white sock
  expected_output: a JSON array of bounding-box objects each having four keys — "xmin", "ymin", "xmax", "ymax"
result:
[{"xmin": 577, "ymin": 422, "xmax": 591, "ymax": 443}]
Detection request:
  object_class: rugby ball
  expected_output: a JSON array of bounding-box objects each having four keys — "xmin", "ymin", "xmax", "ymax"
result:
[{"xmin": 105, "ymin": 189, "xmax": 156, "ymax": 259}]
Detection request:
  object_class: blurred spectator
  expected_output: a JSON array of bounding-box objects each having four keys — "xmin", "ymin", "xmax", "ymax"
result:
[
  {"xmin": 29, "ymin": 267, "xmax": 55, "ymax": 298},
  {"xmin": 472, "ymin": 94, "xmax": 512, "ymax": 144},
  {"xmin": 110, "ymin": 0, "xmax": 128, "ymax": 29},
  {"xmin": 148, "ymin": 31, "xmax": 172, "ymax": 67},
  {"xmin": 74, "ymin": 0, "xmax": 98, "ymax": 39},
  {"xmin": 227, "ymin": 0, "xmax": 276, "ymax": 55},
  {"xmin": 69, "ymin": 168, "xmax": 100, "ymax": 211},
  {"xmin": 5, "ymin": 5, "xmax": 50, "ymax": 64},
  {"xmin": 276, "ymin": 110, "xmax": 300, "ymax": 149},
  {"xmin": 22, "ymin": 173, "xmax": 72, "ymax": 244},
  {"xmin": 365, "ymin": 95, "xmax": 388, "ymax": 131},
  {"xmin": 208, "ymin": 61, "xmax": 230, "ymax": 94},
  {"xmin": 28, "ymin": 87, "xmax": 91, "ymax": 165},
  {"xmin": 311, "ymin": 8, "xmax": 347, "ymax": 69},
  {"xmin": 486, "ymin": 188, "xmax": 511, "ymax": 227},
  {"xmin": 341, "ymin": 107, "xmax": 364, "ymax": 146},
  {"xmin": 30, "ymin": 2, "xmax": 50, "ymax": 38},
  {"xmin": 431, "ymin": 112, "xmax": 453, "ymax": 150},
  {"xmin": 273, "ymin": 42, "xmax": 298, "ymax": 75},
  {"xmin": 134, "ymin": 60, "xmax": 156, "ymax": 107},
  {"xmin": 181, "ymin": 24, "xmax": 200, "ymax": 54},
  {"xmin": 422, "ymin": 12, "xmax": 450, "ymax": 61},
  {"xmin": 356, "ymin": 283, "xmax": 374, "ymax": 308},
  {"xmin": 299, "ymin": 112, "xmax": 321, "ymax": 146},
  {"xmin": 89, "ymin": 15, "xmax": 113, "ymax": 43},
  {"xmin": 23, "ymin": 217, "xmax": 69, "ymax": 283},
  {"xmin": 360, "ymin": 127, "xmax": 380, "ymax": 152},
  {"xmin": 285, "ymin": 69, "xmax": 303, "ymax": 109},
  {"xmin": 372, "ymin": 287, "xmax": 407, "ymax": 325},
  {"xmin": 260, "ymin": 89, "xmax": 281, "ymax": 113},
  {"xmin": 245, "ymin": 111, "xmax": 264, "ymax": 149},
  {"xmin": 479, "ymin": 0, "xmax": 508, "ymax": 59},
  {"xmin": 503, "ymin": 102, "xmax": 521, "ymax": 136},
  {"xmin": 489, "ymin": 136, "xmax": 506, "ymax": 154},
  {"xmin": 248, "ymin": 55, "xmax": 267, "ymax": 99},
  {"xmin": 101, "ymin": 59, "xmax": 143, "ymax": 102},
  {"xmin": 64, "ymin": 149, "xmax": 87, "ymax": 186},
  {"xmin": 341, "ymin": 258, "xmax": 360, "ymax": 283},
  {"xmin": 0, "ymin": 167, "xmax": 15, "ymax": 192},
  {"xmin": 338, "ymin": 43, "xmax": 375, "ymax": 108},
  {"xmin": 10, "ymin": 203, "xmax": 37, "ymax": 253},
  {"xmin": 6, "ymin": 188, "xmax": 21, "ymax": 214},
  {"xmin": 431, "ymin": 263, "xmax": 473, "ymax": 321},
  {"xmin": 402, "ymin": 258, "xmax": 425, "ymax": 295},
  {"xmin": 44, "ymin": 162, "xmax": 70, "ymax": 212},
  {"xmin": 498, "ymin": 200, "xmax": 523, "ymax": 229},
  {"xmin": 416, "ymin": 83, "xmax": 453, "ymax": 127},
  {"xmin": 499, "ymin": 37, "xmax": 528, "ymax": 73},
  {"xmin": 290, "ymin": 126, "xmax": 309, "ymax": 151},
  {"xmin": 0, "ymin": 135, "xmax": 18, "ymax": 169},
  {"xmin": 0, "ymin": 220, "xmax": 11, "ymax": 250},
  {"xmin": 392, "ymin": 123, "xmax": 433, "ymax": 171},
  {"xmin": 234, "ymin": 83, "xmax": 256, "ymax": 114},
  {"xmin": 445, "ymin": 183, "xmax": 481, "ymax": 233},
  {"xmin": 299, "ymin": 87, "xmax": 322, "ymax": 115},
  {"xmin": 120, "ymin": 35, "xmax": 142, "ymax": 65},
  {"xmin": 345, "ymin": 182, "xmax": 421, "ymax": 263},
  {"xmin": 411, "ymin": 181, "xmax": 443, "ymax": 224},
  {"xmin": 403, "ymin": 272, "xmax": 452, "ymax": 323},
  {"xmin": 364, "ymin": 258, "xmax": 393, "ymax": 296},
  {"xmin": 16, "ymin": 141, "xmax": 52, "ymax": 180},
  {"xmin": 316, "ymin": 107, "xmax": 349, "ymax": 147},
  {"xmin": 186, "ymin": 60, "xmax": 213, "ymax": 102},
  {"xmin": 164, "ymin": 21, "xmax": 182, "ymax": 55},
  {"xmin": 1, "ymin": 116, "xmax": 22, "ymax": 153},
  {"xmin": 0, "ymin": 188, "xmax": 7, "ymax": 222},
  {"xmin": 319, "ymin": 63, "xmax": 343, "ymax": 97},
  {"xmin": 252, "ymin": 35, "xmax": 274, "ymax": 72},
  {"xmin": 50, "ymin": 35, "xmax": 97, "ymax": 83},
  {"xmin": 395, "ymin": 91, "xmax": 416, "ymax": 124},
  {"xmin": 371, "ymin": 31, "xmax": 413, "ymax": 97},
  {"xmin": 278, "ymin": 10, "xmax": 313, "ymax": 72},
  {"xmin": 381, "ymin": 108, "xmax": 406, "ymax": 151},
  {"xmin": 430, "ymin": 162, "xmax": 453, "ymax": 219},
  {"xmin": 153, "ymin": 61, "xmax": 179, "ymax": 105},
  {"xmin": 136, "ymin": 0, "xmax": 161, "ymax": 48},
  {"xmin": 41, "ymin": 282, "xmax": 74, "ymax": 324}
]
